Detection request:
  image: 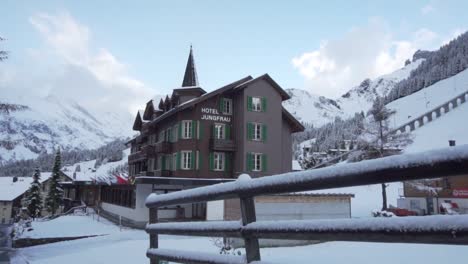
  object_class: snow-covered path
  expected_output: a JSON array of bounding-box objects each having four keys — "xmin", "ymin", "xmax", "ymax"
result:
[{"xmin": 11, "ymin": 215, "xmax": 468, "ymax": 264}]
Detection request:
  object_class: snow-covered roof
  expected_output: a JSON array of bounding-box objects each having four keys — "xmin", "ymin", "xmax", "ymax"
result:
[
  {"xmin": 0, "ymin": 172, "xmax": 52, "ymax": 201},
  {"xmin": 292, "ymin": 160, "xmax": 302, "ymax": 171},
  {"xmin": 299, "ymin": 138, "xmax": 316, "ymax": 149}
]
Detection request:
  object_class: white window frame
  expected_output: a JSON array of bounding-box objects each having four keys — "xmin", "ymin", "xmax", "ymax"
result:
[
  {"xmin": 213, "ymin": 152, "xmax": 225, "ymax": 171},
  {"xmin": 223, "ymin": 98, "xmax": 232, "ymax": 115},
  {"xmin": 182, "ymin": 120, "xmax": 192, "ymax": 139},
  {"xmin": 252, "ymin": 97, "xmax": 262, "ymax": 112},
  {"xmin": 253, "ymin": 123, "xmax": 262, "ymax": 141},
  {"xmin": 181, "ymin": 150, "xmax": 192, "ymax": 170},
  {"xmin": 252, "ymin": 153, "xmax": 262, "ymax": 172},
  {"xmin": 214, "ymin": 123, "xmax": 225, "ymax": 139},
  {"xmin": 156, "ymin": 156, "xmax": 162, "ymax": 171}
]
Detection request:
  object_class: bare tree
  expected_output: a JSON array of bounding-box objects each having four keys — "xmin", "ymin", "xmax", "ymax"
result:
[
  {"xmin": 0, "ymin": 36, "xmax": 7, "ymax": 61},
  {"xmin": 359, "ymin": 97, "xmax": 412, "ymax": 210}
]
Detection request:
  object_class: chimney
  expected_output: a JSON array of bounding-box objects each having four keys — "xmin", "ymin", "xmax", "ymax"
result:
[{"xmin": 449, "ymin": 140, "xmax": 456, "ymax": 147}]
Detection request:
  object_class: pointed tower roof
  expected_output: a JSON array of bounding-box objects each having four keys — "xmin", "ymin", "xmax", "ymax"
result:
[{"xmin": 182, "ymin": 45, "xmax": 199, "ymax": 87}]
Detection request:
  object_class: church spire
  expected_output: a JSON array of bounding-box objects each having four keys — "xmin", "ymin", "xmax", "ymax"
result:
[{"xmin": 182, "ymin": 45, "xmax": 199, "ymax": 87}]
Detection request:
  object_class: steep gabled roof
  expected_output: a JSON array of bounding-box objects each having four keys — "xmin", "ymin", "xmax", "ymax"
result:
[
  {"xmin": 234, "ymin": 73, "xmax": 291, "ymax": 100},
  {"xmin": 149, "ymin": 76, "xmax": 253, "ymax": 126},
  {"xmin": 132, "ymin": 111, "xmax": 144, "ymax": 131},
  {"xmin": 182, "ymin": 46, "xmax": 199, "ymax": 87},
  {"xmin": 282, "ymin": 106, "xmax": 305, "ymax": 133},
  {"xmin": 142, "ymin": 100, "xmax": 155, "ymax": 121}
]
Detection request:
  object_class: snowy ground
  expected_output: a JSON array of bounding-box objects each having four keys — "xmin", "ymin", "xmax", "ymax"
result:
[{"xmin": 12, "ymin": 214, "xmax": 468, "ymax": 264}]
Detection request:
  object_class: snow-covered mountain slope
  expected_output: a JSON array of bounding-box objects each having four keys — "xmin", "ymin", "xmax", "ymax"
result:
[
  {"xmin": 404, "ymin": 100, "xmax": 468, "ymax": 153},
  {"xmin": 284, "ymin": 59, "xmax": 424, "ymax": 125},
  {"xmin": 387, "ymin": 67, "xmax": 468, "ymax": 129},
  {"xmin": 61, "ymin": 148, "xmax": 129, "ymax": 183},
  {"xmin": 283, "ymin": 89, "xmax": 343, "ymax": 126},
  {"xmin": 338, "ymin": 59, "xmax": 424, "ymax": 117},
  {"xmin": 0, "ymin": 95, "xmax": 134, "ymax": 163}
]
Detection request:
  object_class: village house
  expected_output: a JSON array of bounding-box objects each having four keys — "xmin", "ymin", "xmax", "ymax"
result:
[{"xmin": 0, "ymin": 172, "xmax": 71, "ymax": 223}]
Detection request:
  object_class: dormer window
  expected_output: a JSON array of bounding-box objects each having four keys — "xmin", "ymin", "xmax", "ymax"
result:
[{"xmin": 222, "ymin": 98, "xmax": 232, "ymax": 115}]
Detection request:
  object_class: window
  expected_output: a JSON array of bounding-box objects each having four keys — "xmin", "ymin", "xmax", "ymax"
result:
[
  {"xmin": 247, "ymin": 122, "xmax": 266, "ymax": 142},
  {"xmin": 222, "ymin": 98, "xmax": 232, "ymax": 115},
  {"xmin": 213, "ymin": 152, "xmax": 225, "ymax": 171},
  {"xmin": 214, "ymin": 123, "xmax": 225, "ymax": 139},
  {"xmin": 252, "ymin": 153, "xmax": 262, "ymax": 171},
  {"xmin": 253, "ymin": 123, "xmax": 262, "ymax": 141},
  {"xmin": 252, "ymin": 97, "xmax": 262, "ymax": 111},
  {"xmin": 181, "ymin": 151, "xmax": 193, "ymax": 170},
  {"xmin": 247, "ymin": 96, "xmax": 266, "ymax": 112},
  {"xmin": 247, "ymin": 153, "xmax": 267, "ymax": 172},
  {"xmin": 182, "ymin": 120, "xmax": 193, "ymax": 139}
]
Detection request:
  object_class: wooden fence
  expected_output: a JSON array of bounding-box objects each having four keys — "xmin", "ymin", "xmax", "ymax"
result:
[{"xmin": 145, "ymin": 145, "xmax": 468, "ymax": 264}]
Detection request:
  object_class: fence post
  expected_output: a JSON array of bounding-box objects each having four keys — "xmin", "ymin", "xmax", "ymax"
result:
[
  {"xmin": 240, "ymin": 196, "xmax": 260, "ymax": 262},
  {"xmin": 149, "ymin": 207, "xmax": 159, "ymax": 264}
]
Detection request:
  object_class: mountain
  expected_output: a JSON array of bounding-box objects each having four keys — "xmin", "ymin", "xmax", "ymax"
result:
[
  {"xmin": 283, "ymin": 59, "xmax": 424, "ymax": 126},
  {"xmin": 0, "ymin": 94, "xmax": 134, "ymax": 163}
]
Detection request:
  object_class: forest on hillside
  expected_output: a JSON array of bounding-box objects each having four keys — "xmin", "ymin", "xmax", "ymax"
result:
[{"xmin": 0, "ymin": 138, "xmax": 128, "ymax": 176}]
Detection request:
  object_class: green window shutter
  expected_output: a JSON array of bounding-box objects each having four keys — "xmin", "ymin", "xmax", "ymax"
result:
[
  {"xmin": 178, "ymin": 122, "xmax": 182, "ymax": 139},
  {"xmin": 191, "ymin": 120, "xmax": 196, "ymax": 139},
  {"xmin": 219, "ymin": 98, "xmax": 223, "ymax": 112},
  {"xmin": 247, "ymin": 123, "xmax": 252, "ymax": 141},
  {"xmin": 247, "ymin": 96, "xmax": 252, "ymax": 111},
  {"xmin": 225, "ymin": 153, "xmax": 231, "ymax": 172},
  {"xmin": 246, "ymin": 152, "xmax": 252, "ymax": 171},
  {"xmin": 209, "ymin": 152, "xmax": 214, "ymax": 171},
  {"xmin": 262, "ymin": 124, "xmax": 267, "ymax": 142},
  {"xmin": 161, "ymin": 156, "xmax": 166, "ymax": 170},
  {"xmin": 197, "ymin": 150, "xmax": 201, "ymax": 170},
  {"xmin": 262, "ymin": 97, "xmax": 267, "ymax": 112},
  {"xmin": 262, "ymin": 154, "xmax": 268, "ymax": 172},
  {"xmin": 190, "ymin": 151, "xmax": 194, "ymax": 169},
  {"xmin": 199, "ymin": 122, "xmax": 203, "ymax": 139},
  {"xmin": 176, "ymin": 152, "xmax": 181, "ymax": 170},
  {"xmin": 226, "ymin": 124, "xmax": 231, "ymax": 140}
]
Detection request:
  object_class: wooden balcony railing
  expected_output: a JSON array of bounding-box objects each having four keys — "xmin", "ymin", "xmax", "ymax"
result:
[
  {"xmin": 145, "ymin": 145, "xmax": 468, "ymax": 264},
  {"xmin": 210, "ymin": 138, "xmax": 236, "ymax": 152}
]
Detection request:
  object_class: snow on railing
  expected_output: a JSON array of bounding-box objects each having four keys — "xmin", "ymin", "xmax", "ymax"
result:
[{"xmin": 145, "ymin": 145, "xmax": 468, "ymax": 264}]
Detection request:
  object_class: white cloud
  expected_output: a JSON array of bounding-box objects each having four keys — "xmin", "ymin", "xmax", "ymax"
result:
[
  {"xmin": 2, "ymin": 11, "xmax": 156, "ymax": 118},
  {"xmin": 421, "ymin": 3, "xmax": 435, "ymax": 15},
  {"xmin": 292, "ymin": 19, "xmax": 446, "ymax": 98}
]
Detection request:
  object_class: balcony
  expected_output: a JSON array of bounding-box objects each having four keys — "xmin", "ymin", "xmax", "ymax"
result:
[
  {"xmin": 155, "ymin": 141, "xmax": 172, "ymax": 154},
  {"xmin": 128, "ymin": 151, "xmax": 147, "ymax": 163},
  {"xmin": 210, "ymin": 138, "xmax": 236, "ymax": 152}
]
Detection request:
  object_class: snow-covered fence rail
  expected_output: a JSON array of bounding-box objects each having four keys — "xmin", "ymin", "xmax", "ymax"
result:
[{"xmin": 145, "ymin": 145, "xmax": 468, "ymax": 264}]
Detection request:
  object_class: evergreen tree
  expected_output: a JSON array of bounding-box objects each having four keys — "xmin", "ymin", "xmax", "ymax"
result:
[
  {"xmin": 45, "ymin": 149, "xmax": 64, "ymax": 215},
  {"xmin": 26, "ymin": 167, "xmax": 43, "ymax": 219}
]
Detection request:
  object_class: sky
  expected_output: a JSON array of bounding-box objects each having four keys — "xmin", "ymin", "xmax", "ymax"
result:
[{"xmin": 0, "ymin": 0, "xmax": 467, "ymax": 116}]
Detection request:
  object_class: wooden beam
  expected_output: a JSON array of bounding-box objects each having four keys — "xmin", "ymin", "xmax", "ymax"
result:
[{"xmin": 240, "ymin": 197, "xmax": 260, "ymax": 262}]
